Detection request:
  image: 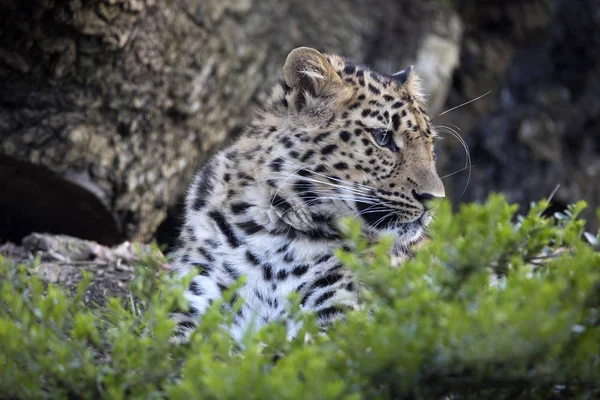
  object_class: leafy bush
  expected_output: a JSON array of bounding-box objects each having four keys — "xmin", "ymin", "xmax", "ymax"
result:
[{"xmin": 1, "ymin": 195, "xmax": 599, "ymax": 399}]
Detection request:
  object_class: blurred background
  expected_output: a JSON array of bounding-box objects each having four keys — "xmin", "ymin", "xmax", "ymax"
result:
[{"xmin": 0, "ymin": 0, "xmax": 598, "ymax": 250}]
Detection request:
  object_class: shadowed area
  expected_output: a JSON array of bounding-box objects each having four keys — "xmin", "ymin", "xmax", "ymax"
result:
[{"xmin": 0, "ymin": 156, "xmax": 121, "ymax": 245}]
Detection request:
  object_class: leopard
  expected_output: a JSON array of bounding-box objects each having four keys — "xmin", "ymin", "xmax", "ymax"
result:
[{"xmin": 170, "ymin": 47, "xmax": 445, "ymax": 343}]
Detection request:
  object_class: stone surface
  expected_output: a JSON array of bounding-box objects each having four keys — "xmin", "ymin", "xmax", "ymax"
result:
[
  {"xmin": 437, "ymin": 0, "xmax": 599, "ymax": 229},
  {"xmin": 0, "ymin": 0, "xmax": 462, "ymax": 245}
]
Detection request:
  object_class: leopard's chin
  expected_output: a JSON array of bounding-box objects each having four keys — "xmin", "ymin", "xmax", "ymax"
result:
[
  {"xmin": 385, "ymin": 211, "xmax": 433, "ymax": 257},
  {"xmin": 391, "ymin": 222, "xmax": 424, "ymax": 246}
]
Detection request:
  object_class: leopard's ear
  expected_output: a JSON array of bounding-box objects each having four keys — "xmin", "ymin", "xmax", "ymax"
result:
[
  {"xmin": 392, "ymin": 65, "xmax": 425, "ymax": 104},
  {"xmin": 391, "ymin": 65, "xmax": 413, "ymax": 85},
  {"xmin": 283, "ymin": 47, "xmax": 344, "ymax": 97}
]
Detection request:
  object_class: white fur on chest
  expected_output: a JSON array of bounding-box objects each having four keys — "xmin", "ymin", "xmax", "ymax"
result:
[{"xmin": 176, "ymin": 217, "xmax": 344, "ymax": 340}]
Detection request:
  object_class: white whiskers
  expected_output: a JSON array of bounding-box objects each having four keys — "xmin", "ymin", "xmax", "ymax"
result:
[
  {"xmin": 434, "ymin": 124, "xmax": 472, "ymax": 199},
  {"xmin": 436, "ymin": 90, "xmax": 492, "ymax": 118}
]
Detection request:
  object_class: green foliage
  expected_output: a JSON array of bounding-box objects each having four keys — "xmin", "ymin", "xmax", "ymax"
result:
[{"xmin": 1, "ymin": 195, "xmax": 599, "ymax": 399}]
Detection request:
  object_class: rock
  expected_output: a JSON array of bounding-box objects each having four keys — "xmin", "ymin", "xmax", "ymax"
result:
[
  {"xmin": 414, "ymin": 15, "xmax": 462, "ymax": 114},
  {"xmin": 438, "ymin": 0, "xmax": 599, "ymax": 229},
  {"xmin": 0, "ymin": 0, "xmax": 462, "ymax": 245}
]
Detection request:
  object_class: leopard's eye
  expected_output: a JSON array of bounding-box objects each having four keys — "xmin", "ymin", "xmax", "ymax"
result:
[
  {"xmin": 371, "ymin": 128, "xmax": 399, "ymax": 152},
  {"xmin": 372, "ymin": 128, "xmax": 390, "ymax": 146}
]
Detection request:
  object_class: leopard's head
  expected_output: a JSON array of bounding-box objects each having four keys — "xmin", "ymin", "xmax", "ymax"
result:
[{"xmin": 255, "ymin": 47, "xmax": 444, "ymax": 249}]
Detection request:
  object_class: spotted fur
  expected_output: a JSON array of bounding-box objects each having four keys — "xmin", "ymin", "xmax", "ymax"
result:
[{"xmin": 170, "ymin": 47, "xmax": 445, "ymax": 343}]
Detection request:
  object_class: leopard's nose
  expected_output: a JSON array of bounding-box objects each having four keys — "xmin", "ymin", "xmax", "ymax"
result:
[
  {"xmin": 412, "ymin": 166, "xmax": 446, "ymax": 204},
  {"xmin": 412, "ymin": 189, "xmax": 444, "ymax": 210}
]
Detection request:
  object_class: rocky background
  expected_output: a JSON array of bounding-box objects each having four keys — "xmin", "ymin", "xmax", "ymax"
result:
[
  {"xmin": 1, "ymin": 0, "xmax": 599, "ymax": 293},
  {"xmin": 440, "ymin": 0, "xmax": 600, "ymax": 225}
]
